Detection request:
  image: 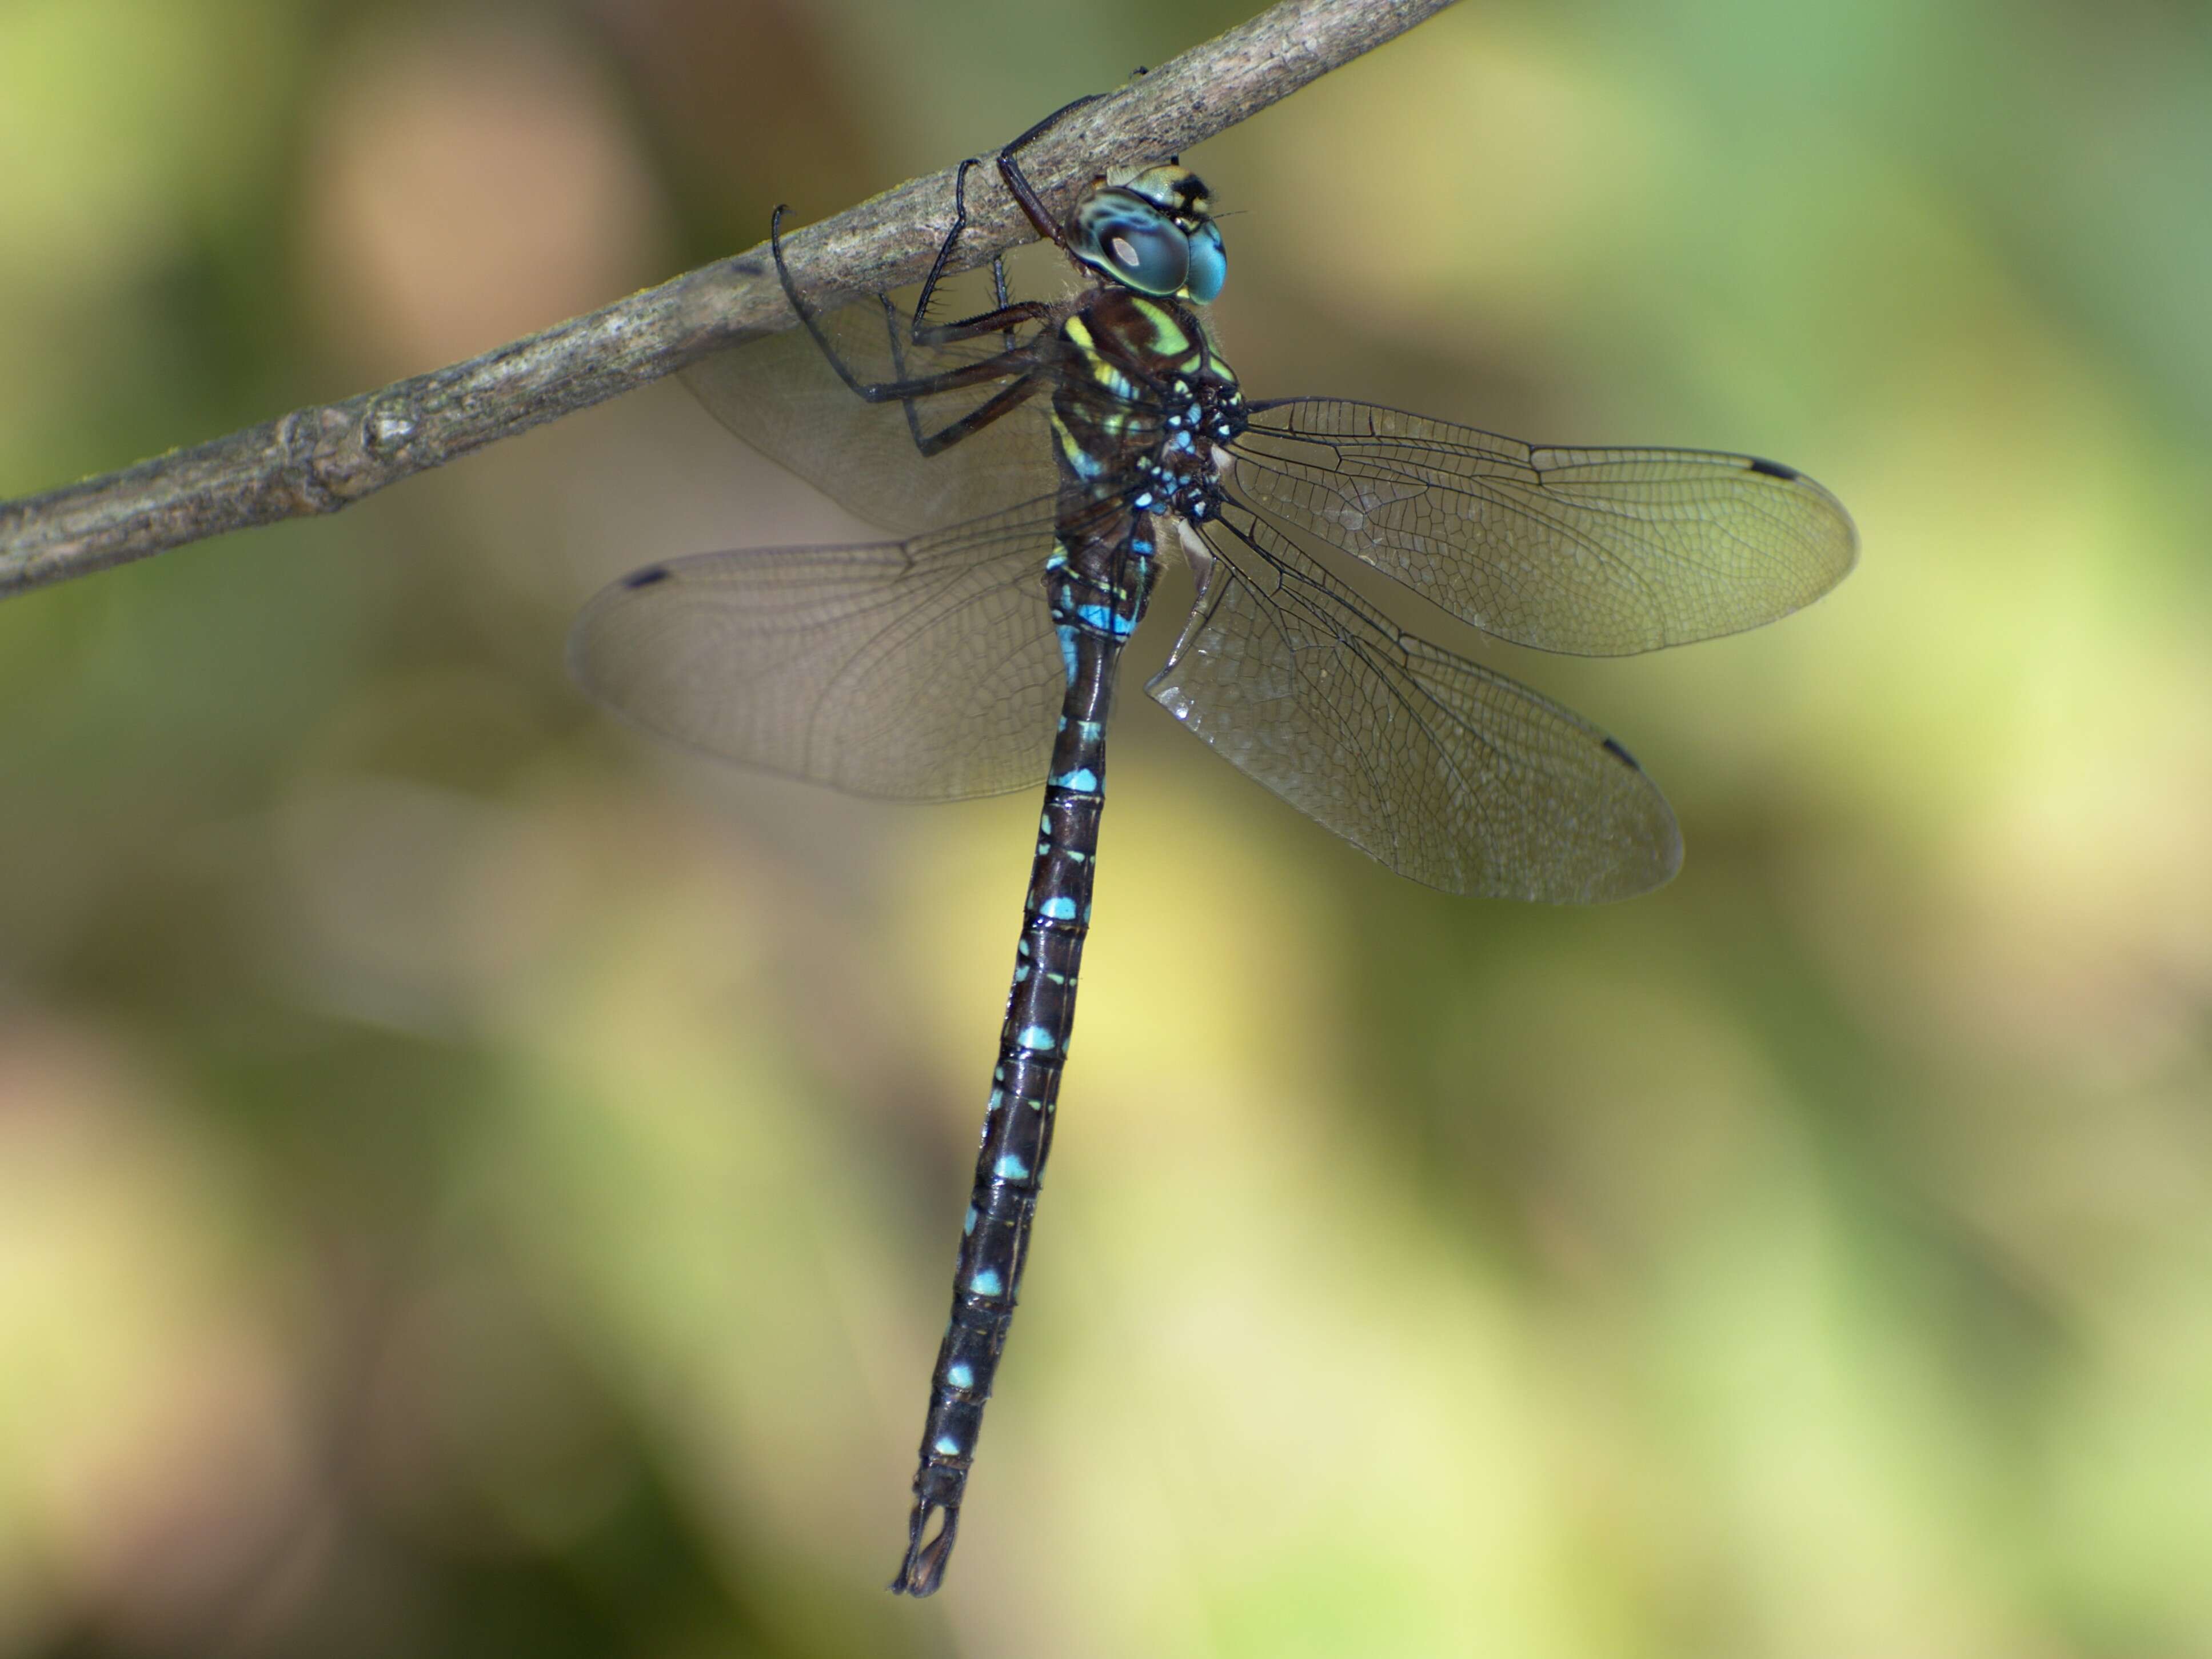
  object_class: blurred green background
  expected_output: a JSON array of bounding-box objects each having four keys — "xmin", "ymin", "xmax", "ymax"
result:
[{"xmin": 5, "ymin": 0, "xmax": 2210, "ymax": 1654}]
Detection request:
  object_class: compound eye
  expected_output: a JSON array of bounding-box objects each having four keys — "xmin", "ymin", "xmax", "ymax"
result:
[
  {"xmin": 1076, "ymin": 193, "xmax": 1190, "ymax": 295},
  {"xmin": 1184, "ymin": 221, "xmax": 1226, "ymax": 303},
  {"xmin": 1102, "ymin": 217, "xmax": 1189, "ymax": 294}
]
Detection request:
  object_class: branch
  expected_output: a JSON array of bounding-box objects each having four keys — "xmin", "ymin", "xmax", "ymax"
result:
[{"xmin": 0, "ymin": 0, "xmax": 1457, "ymax": 601}]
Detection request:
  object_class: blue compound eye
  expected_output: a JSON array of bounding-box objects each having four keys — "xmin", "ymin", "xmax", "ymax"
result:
[
  {"xmin": 1075, "ymin": 193, "xmax": 1190, "ymax": 295},
  {"xmin": 1098, "ymin": 217, "xmax": 1189, "ymax": 294},
  {"xmin": 1183, "ymin": 221, "xmax": 1226, "ymax": 303}
]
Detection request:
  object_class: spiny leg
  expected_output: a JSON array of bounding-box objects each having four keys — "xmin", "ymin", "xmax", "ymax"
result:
[
  {"xmin": 769, "ymin": 204, "xmax": 1055, "ymax": 460},
  {"xmin": 903, "ymin": 158, "xmax": 1051, "ymax": 348},
  {"xmin": 992, "ymin": 92, "xmax": 1109, "ymax": 243},
  {"xmin": 768, "ymin": 205, "xmax": 1043, "ymax": 397},
  {"xmin": 901, "ymin": 369, "xmax": 1052, "ymax": 461},
  {"xmin": 879, "ymin": 178, "xmax": 1039, "ymax": 456},
  {"xmin": 770, "ymin": 87, "xmax": 1126, "ymax": 458},
  {"xmin": 992, "ymin": 86, "xmax": 1198, "ymax": 251},
  {"xmin": 874, "ymin": 87, "xmax": 1109, "ymax": 359},
  {"xmin": 772, "ymin": 91, "xmax": 1116, "ymax": 461}
]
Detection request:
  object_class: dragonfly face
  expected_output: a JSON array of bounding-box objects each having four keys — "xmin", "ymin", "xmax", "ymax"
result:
[
  {"xmin": 1067, "ymin": 164, "xmax": 1228, "ymax": 303},
  {"xmin": 572, "ymin": 106, "xmax": 1858, "ymax": 1598}
]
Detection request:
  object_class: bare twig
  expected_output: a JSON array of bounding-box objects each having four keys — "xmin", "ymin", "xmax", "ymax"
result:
[{"xmin": 0, "ymin": 0, "xmax": 1457, "ymax": 601}]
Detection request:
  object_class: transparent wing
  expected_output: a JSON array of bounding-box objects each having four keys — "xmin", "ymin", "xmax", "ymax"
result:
[
  {"xmin": 570, "ymin": 499, "xmax": 1065, "ymax": 801},
  {"xmin": 1232, "ymin": 399, "xmax": 1857, "ymax": 656},
  {"xmin": 681, "ymin": 292, "xmax": 1060, "ymax": 539},
  {"xmin": 1147, "ymin": 507, "xmax": 1681, "ymax": 901}
]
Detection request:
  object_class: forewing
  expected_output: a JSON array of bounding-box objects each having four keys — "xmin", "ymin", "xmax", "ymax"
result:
[
  {"xmin": 1147, "ymin": 509, "xmax": 1681, "ymax": 901},
  {"xmin": 1233, "ymin": 399, "xmax": 1856, "ymax": 655},
  {"xmin": 571, "ymin": 501, "xmax": 1064, "ymax": 801},
  {"xmin": 682, "ymin": 295, "xmax": 1059, "ymax": 538}
]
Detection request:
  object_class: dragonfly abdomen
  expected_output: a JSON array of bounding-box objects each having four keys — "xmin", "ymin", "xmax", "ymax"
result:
[{"xmin": 892, "ymin": 506, "xmax": 1153, "ymax": 1596}]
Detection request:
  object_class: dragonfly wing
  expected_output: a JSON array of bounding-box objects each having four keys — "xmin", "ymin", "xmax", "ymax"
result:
[
  {"xmin": 1147, "ymin": 507, "xmax": 1680, "ymax": 901},
  {"xmin": 572, "ymin": 500, "xmax": 1064, "ymax": 801},
  {"xmin": 1233, "ymin": 398, "xmax": 1856, "ymax": 656},
  {"xmin": 682, "ymin": 296, "xmax": 1060, "ymax": 538}
]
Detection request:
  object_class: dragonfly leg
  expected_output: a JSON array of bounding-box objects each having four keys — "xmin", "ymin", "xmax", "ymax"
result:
[
  {"xmin": 902, "ymin": 366, "xmax": 1051, "ymax": 460},
  {"xmin": 904, "ymin": 158, "xmax": 1053, "ymax": 347},
  {"xmin": 769, "ymin": 204, "xmax": 1045, "ymax": 406},
  {"xmin": 994, "ymin": 92, "xmax": 1109, "ymax": 243},
  {"xmin": 907, "ymin": 156, "xmax": 981, "ymax": 335},
  {"xmin": 876, "ymin": 274, "xmax": 1054, "ymax": 457}
]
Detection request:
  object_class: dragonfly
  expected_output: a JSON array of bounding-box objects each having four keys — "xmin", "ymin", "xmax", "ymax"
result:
[{"xmin": 569, "ymin": 99, "xmax": 1856, "ymax": 1597}]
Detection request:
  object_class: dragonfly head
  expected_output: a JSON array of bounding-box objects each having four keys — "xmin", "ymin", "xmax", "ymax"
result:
[{"xmin": 1068, "ymin": 165, "xmax": 1226, "ymax": 305}]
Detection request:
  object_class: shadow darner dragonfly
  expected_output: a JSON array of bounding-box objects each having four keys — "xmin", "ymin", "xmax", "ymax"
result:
[{"xmin": 570, "ymin": 105, "xmax": 1856, "ymax": 1596}]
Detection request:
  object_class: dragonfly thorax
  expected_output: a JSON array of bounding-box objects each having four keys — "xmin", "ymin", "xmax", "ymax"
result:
[
  {"xmin": 1128, "ymin": 370, "xmax": 1244, "ymax": 524},
  {"xmin": 1050, "ymin": 286, "xmax": 1240, "ymax": 510}
]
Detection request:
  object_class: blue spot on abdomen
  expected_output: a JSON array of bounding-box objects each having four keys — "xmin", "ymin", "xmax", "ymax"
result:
[{"xmin": 1076, "ymin": 602, "xmax": 1133, "ymax": 638}]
